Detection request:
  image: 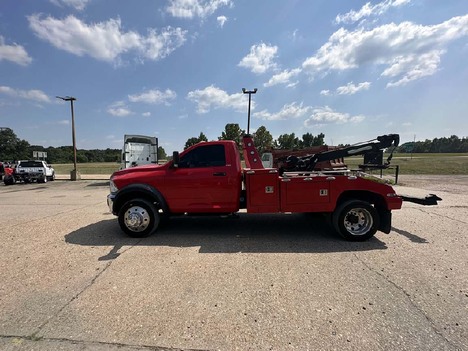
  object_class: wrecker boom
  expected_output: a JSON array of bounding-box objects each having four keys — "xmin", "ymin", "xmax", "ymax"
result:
[{"xmin": 283, "ymin": 134, "xmax": 400, "ymax": 172}]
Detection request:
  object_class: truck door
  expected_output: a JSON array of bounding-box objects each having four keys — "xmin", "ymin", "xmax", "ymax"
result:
[{"xmin": 165, "ymin": 144, "xmax": 238, "ymax": 213}]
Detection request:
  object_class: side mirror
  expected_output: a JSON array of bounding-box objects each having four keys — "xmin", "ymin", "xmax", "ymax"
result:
[{"xmin": 172, "ymin": 151, "xmax": 180, "ymax": 168}]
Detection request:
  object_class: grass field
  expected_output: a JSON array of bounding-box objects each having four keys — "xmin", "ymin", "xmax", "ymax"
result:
[{"xmin": 53, "ymin": 153, "xmax": 468, "ymax": 175}]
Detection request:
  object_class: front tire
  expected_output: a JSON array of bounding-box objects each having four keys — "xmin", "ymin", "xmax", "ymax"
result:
[
  {"xmin": 118, "ymin": 198, "xmax": 159, "ymax": 237},
  {"xmin": 3, "ymin": 175, "xmax": 15, "ymax": 186},
  {"xmin": 332, "ymin": 200, "xmax": 379, "ymax": 241}
]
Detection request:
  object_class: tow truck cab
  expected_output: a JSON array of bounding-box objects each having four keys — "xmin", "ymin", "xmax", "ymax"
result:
[{"xmin": 109, "ymin": 140, "xmax": 243, "ymax": 215}]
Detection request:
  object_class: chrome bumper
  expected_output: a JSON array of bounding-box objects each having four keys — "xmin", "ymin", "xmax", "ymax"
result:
[{"xmin": 107, "ymin": 194, "xmax": 116, "ymax": 214}]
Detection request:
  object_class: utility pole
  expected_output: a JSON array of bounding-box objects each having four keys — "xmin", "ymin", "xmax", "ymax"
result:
[
  {"xmin": 56, "ymin": 96, "xmax": 80, "ymax": 180},
  {"xmin": 242, "ymin": 88, "xmax": 257, "ymax": 135}
]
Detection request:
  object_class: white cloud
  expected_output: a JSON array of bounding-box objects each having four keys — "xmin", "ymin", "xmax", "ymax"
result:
[
  {"xmin": 302, "ymin": 15, "xmax": 468, "ymax": 86},
  {"xmin": 335, "ymin": 0, "xmax": 411, "ymax": 25},
  {"xmin": 187, "ymin": 85, "xmax": 245, "ymax": 114},
  {"xmin": 0, "ymin": 36, "xmax": 32, "ymax": 66},
  {"xmin": 304, "ymin": 106, "xmax": 365, "ymax": 127},
  {"xmin": 254, "ymin": 102, "xmax": 311, "ymax": 121},
  {"xmin": 49, "ymin": 0, "xmax": 91, "ymax": 11},
  {"xmin": 382, "ymin": 50, "xmax": 442, "ymax": 87},
  {"xmin": 57, "ymin": 119, "xmax": 70, "ymax": 125},
  {"xmin": 128, "ymin": 89, "xmax": 177, "ymax": 105},
  {"xmin": 217, "ymin": 16, "xmax": 228, "ymax": 27},
  {"xmin": 320, "ymin": 90, "xmax": 331, "ymax": 96},
  {"xmin": 28, "ymin": 15, "xmax": 187, "ymax": 63},
  {"xmin": 143, "ymin": 27, "xmax": 187, "ymax": 60},
  {"xmin": 264, "ymin": 68, "xmax": 301, "ymax": 87},
  {"xmin": 107, "ymin": 101, "xmax": 133, "ymax": 117},
  {"xmin": 142, "ymin": 112, "xmax": 151, "ymax": 117},
  {"xmin": 336, "ymin": 81, "xmax": 371, "ymax": 95},
  {"xmin": 239, "ymin": 43, "xmax": 278, "ymax": 74},
  {"xmin": 0, "ymin": 86, "xmax": 50, "ymax": 103},
  {"xmin": 166, "ymin": 0, "xmax": 232, "ymax": 19}
]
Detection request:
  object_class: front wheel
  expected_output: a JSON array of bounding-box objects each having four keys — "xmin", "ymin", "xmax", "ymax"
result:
[
  {"xmin": 332, "ymin": 200, "xmax": 379, "ymax": 241},
  {"xmin": 3, "ymin": 175, "xmax": 15, "ymax": 186},
  {"xmin": 118, "ymin": 198, "xmax": 159, "ymax": 237}
]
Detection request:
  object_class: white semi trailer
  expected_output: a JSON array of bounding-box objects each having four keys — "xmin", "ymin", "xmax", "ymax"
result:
[{"xmin": 121, "ymin": 135, "xmax": 158, "ymax": 169}]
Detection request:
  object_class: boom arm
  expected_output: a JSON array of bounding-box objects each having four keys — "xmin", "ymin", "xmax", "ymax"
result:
[{"xmin": 285, "ymin": 134, "xmax": 400, "ymax": 172}]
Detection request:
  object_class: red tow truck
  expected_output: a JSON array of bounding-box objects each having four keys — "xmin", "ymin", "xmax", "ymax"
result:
[{"xmin": 107, "ymin": 134, "xmax": 440, "ymax": 241}]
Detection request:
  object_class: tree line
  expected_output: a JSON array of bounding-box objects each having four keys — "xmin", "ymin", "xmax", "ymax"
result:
[
  {"xmin": 185, "ymin": 123, "xmax": 325, "ymax": 154},
  {"xmin": 398, "ymin": 135, "xmax": 468, "ymax": 153},
  {"xmin": 1, "ymin": 127, "xmax": 466, "ymax": 164},
  {"xmin": 0, "ymin": 128, "xmax": 166, "ymax": 164}
]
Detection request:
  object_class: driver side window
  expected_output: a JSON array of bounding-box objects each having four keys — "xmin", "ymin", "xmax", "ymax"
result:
[{"xmin": 179, "ymin": 144, "xmax": 226, "ymax": 168}]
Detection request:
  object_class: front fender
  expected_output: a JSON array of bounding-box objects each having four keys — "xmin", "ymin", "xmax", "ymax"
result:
[{"xmin": 112, "ymin": 183, "xmax": 169, "ymax": 216}]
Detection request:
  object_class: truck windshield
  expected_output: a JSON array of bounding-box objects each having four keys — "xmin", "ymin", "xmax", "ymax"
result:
[{"xmin": 19, "ymin": 161, "xmax": 43, "ymax": 167}]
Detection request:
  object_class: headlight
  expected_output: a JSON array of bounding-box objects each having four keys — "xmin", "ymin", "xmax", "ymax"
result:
[{"xmin": 109, "ymin": 179, "xmax": 119, "ymax": 193}]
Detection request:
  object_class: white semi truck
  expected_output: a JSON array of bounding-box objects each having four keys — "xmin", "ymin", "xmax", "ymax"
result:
[{"xmin": 121, "ymin": 135, "xmax": 158, "ymax": 169}]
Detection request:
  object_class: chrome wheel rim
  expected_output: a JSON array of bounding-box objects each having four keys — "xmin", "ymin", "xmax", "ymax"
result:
[
  {"xmin": 124, "ymin": 205, "xmax": 150, "ymax": 232},
  {"xmin": 343, "ymin": 207, "xmax": 373, "ymax": 236}
]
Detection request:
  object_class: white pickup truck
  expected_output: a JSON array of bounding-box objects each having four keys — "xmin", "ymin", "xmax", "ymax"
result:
[{"xmin": 3, "ymin": 160, "xmax": 55, "ymax": 185}]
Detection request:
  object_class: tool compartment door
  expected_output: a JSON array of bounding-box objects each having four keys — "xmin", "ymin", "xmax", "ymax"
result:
[
  {"xmin": 280, "ymin": 175, "xmax": 331, "ymax": 212},
  {"xmin": 245, "ymin": 169, "xmax": 280, "ymax": 213}
]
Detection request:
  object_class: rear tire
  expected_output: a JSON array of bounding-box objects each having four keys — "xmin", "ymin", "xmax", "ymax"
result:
[
  {"xmin": 332, "ymin": 200, "xmax": 379, "ymax": 241},
  {"xmin": 118, "ymin": 198, "xmax": 159, "ymax": 238}
]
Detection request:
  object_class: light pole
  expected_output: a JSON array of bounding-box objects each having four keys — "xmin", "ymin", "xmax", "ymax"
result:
[
  {"xmin": 56, "ymin": 96, "xmax": 80, "ymax": 180},
  {"xmin": 242, "ymin": 88, "xmax": 257, "ymax": 135}
]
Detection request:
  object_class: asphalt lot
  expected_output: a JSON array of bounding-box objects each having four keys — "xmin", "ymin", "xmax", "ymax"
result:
[{"xmin": 0, "ymin": 176, "xmax": 467, "ymax": 350}]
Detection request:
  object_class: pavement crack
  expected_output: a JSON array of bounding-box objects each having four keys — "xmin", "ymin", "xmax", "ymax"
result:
[
  {"xmin": 0, "ymin": 334, "xmax": 208, "ymax": 351},
  {"xmin": 414, "ymin": 207, "xmax": 468, "ymax": 225},
  {"xmin": 352, "ymin": 252, "xmax": 462, "ymax": 350}
]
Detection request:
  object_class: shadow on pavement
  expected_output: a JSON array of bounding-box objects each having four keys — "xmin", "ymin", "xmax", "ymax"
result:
[
  {"xmin": 65, "ymin": 213, "xmax": 388, "ymax": 255},
  {"xmin": 391, "ymin": 226, "xmax": 429, "ymax": 243},
  {"xmin": 86, "ymin": 181, "xmax": 110, "ymax": 187}
]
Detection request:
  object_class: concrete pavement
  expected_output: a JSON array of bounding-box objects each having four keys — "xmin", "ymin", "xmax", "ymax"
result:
[{"xmin": 0, "ymin": 178, "xmax": 467, "ymax": 350}]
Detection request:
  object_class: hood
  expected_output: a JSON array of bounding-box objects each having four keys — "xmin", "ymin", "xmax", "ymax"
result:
[{"xmin": 112, "ymin": 163, "xmax": 168, "ymax": 177}]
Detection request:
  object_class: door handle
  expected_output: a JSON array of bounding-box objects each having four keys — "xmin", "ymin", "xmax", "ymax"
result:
[{"xmin": 213, "ymin": 172, "xmax": 226, "ymax": 176}]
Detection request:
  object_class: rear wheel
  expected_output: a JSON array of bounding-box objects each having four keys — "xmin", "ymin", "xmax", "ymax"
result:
[
  {"xmin": 332, "ymin": 200, "xmax": 379, "ymax": 241},
  {"xmin": 118, "ymin": 198, "xmax": 160, "ymax": 237}
]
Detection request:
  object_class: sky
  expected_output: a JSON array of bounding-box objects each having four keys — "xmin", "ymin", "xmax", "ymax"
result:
[{"xmin": 0, "ymin": 0, "xmax": 467, "ymax": 153}]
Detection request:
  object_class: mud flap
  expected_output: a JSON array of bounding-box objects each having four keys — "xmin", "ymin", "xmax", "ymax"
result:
[{"xmin": 379, "ymin": 209, "xmax": 392, "ymax": 234}]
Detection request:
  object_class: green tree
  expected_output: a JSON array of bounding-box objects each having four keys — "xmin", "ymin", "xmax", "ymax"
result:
[
  {"xmin": 275, "ymin": 133, "xmax": 300, "ymax": 149},
  {"xmin": 219, "ymin": 123, "xmax": 244, "ymax": 147},
  {"xmin": 158, "ymin": 146, "xmax": 167, "ymax": 160},
  {"xmin": 0, "ymin": 128, "xmax": 30, "ymax": 161},
  {"xmin": 184, "ymin": 132, "xmax": 208, "ymax": 149},
  {"xmin": 300, "ymin": 132, "xmax": 325, "ymax": 148},
  {"xmin": 253, "ymin": 125, "xmax": 273, "ymax": 154}
]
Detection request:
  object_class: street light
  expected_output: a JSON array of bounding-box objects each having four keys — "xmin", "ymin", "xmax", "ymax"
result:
[
  {"xmin": 242, "ymin": 88, "xmax": 257, "ymax": 135},
  {"xmin": 56, "ymin": 96, "xmax": 80, "ymax": 180}
]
